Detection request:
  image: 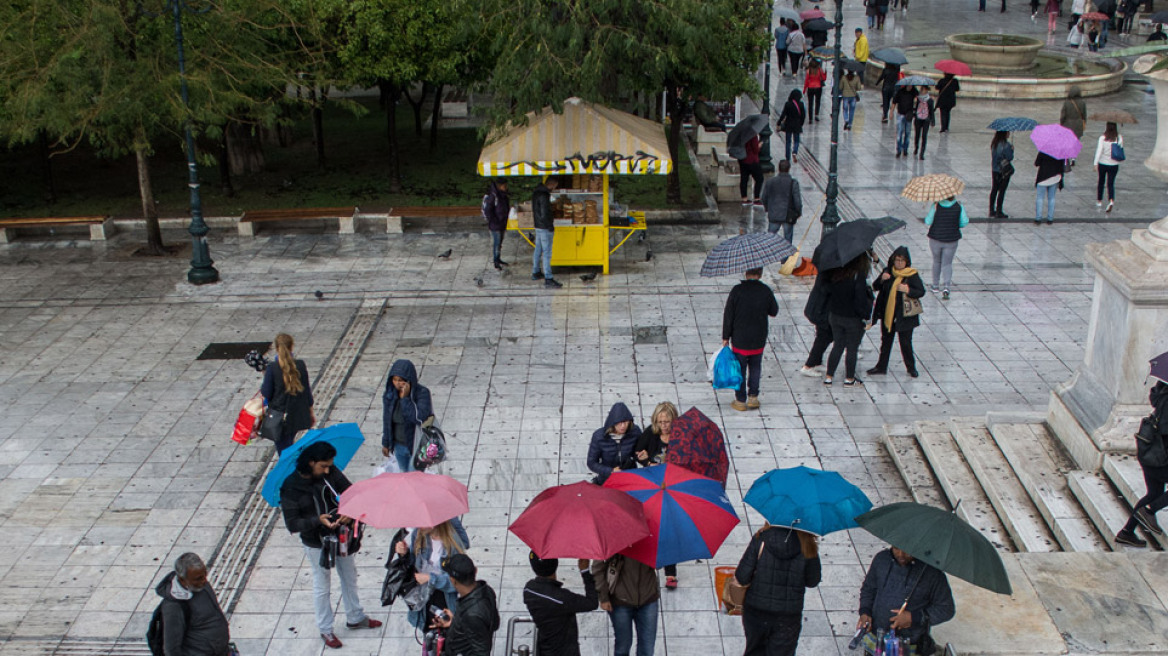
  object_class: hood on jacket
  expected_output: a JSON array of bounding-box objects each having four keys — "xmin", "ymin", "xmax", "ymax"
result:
[
  {"xmin": 388, "ymin": 359, "xmax": 418, "ymax": 386},
  {"xmin": 156, "ymin": 571, "xmax": 190, "ymax": 601},
  {"xmin": 604, "ymin": 402, "xmax": 635, "ymax": 430},
  {"xmin": 888, "ymin": 245, "xmax": 912, "ymax": 269},
  {"xmin": 761, "ymin": 526, "xmax": 805, "ymax": 560},
  {"xmin": 1152, "ymin": 381, "xmax": 1168, "ymax": 410},
  {"xmin": 787, "ymin": 90, "xmax": 803, "ymax": 102},
  {"xmin": 1068, "ymin": 85, "xmax": 1082, "ymax": 98}
]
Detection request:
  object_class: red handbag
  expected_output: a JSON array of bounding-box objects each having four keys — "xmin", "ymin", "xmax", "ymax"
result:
[{"xmin": 231, "ymin": 392, "xmax": 264, "ymax": 445}]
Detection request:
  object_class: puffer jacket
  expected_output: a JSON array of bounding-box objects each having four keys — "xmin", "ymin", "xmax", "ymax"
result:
[
  {"xmin": 382, "ymin": 359, "xmax": 433, "ymax": 452},
  {"xmin": 443, "ymin": 581, "xmax": 501, "ymax": 656},
  {"xmin": 586, "ymin": 402, "xmax": 642, "ymax": 483},
  {"xmin": 735, "ymin": 526, "xmax": 821, "ymax": 615},
  {"xmin": 154, "ymin": 572, "xmax": 231, "ymax": 656},
  {"xmin": 280, "ymin": 466, "xmax": 351, "ymax": 549}
]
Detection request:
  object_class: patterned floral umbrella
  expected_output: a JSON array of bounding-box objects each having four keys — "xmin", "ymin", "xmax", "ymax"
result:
[{"xmin": 901, "ymin": 174, "xmax": 965, "ymax": 202}]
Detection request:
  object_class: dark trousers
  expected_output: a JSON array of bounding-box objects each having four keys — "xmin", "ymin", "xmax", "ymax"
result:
[
  {"xmin": 735, "ymin": 352, "xmax": 763, "ymax": 402},
  {"xmin": 804, "ymin": 323, "xmax": 834, "ymax": 367},
  {"xmin": 742, "ymin": 607, "xmax": 801, "ymax": 656},
  {"xmin": 776, "ymin": 48, "xmax": 788, "ymax": 72},
  {"xmin": 913, "ymin": 120, "xmax": 931, "ymax": 155},
  {"xmin": 788, "ymin": 52, "xmax": 803, "ymax": 75},
  {"xmin": 939, "ymin": 106, "xmax": 953, "ymax": 131},
  {"xmin": 664, "ymin": 564, "xmax": 677, "ymax": 577},
  {"xmin": 875, "ymin": 325, "xmax": 916, "ymax": 372},
  {"xmin": 740, "ymin": 161, "xmax": 764, "ymax": 200},
  {"xmin": 1123, "ymin": 465, "xmax": 1168, "ymax": 532},
  {"xmin": 990, "ymin": 171, "xmax": 1012, "ymax": 214},
  {"xmin": 1097, "ymin": 164, "xmax": 1118, "ymax": 202},
  {"xmin": 881, "ymin": 88, "xmax": 895, "ymax": 119},
  {"xmin": 826, "ymin": 314, "xmax": 865, "ymax": 379},
  {"xmin": 806, "ymin": 87, "xmax": 823, "ymax": 119}
]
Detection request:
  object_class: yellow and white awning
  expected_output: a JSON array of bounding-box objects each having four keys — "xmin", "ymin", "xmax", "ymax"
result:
[{"xmin": 478, "ymin": 98, "xmax": 673, "ymax": 176}]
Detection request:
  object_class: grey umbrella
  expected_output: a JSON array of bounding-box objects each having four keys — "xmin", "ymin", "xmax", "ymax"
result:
[
  {"xmin": 872, "ymin": 47, "xmax": 909, "ymax": 65},
  {"xmin": 841, "ymin": 59, "xmax": 868, "ymax": 74},
  {"xmin": 776, "ymin": 6, "xmax": 802, "ymax": 23},
  {"xmin": 726, "ymin": 114, "xmax": 770, "ymax": 160}
]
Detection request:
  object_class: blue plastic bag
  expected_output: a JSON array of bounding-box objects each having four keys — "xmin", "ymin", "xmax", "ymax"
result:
[{"xmin": 711, "ymin": 346, "xmax": 743, "ymax": 390}]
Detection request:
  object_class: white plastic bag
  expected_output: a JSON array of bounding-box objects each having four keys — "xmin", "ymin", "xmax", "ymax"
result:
[{"xmin": 373, "ymin": 456, "xmax": 400, "ymax": 478}]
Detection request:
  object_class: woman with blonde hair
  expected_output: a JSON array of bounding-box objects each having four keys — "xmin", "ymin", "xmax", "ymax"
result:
[
  {"xmin": 634, "ymin": 401, "xmax": 682, "ymax": 589},
  {"xmin": 260, "ymin": 333, "xmax": 315, "ymax": 453},
  {"xmin": 393, "ymin": 517, "xmax": 470, "ymax": 630}
]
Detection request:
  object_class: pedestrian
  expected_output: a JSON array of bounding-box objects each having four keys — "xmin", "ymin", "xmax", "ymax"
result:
[
  {"xmin": 531, "ymin": 175, "xmax": 562, "ymax": 288},
  {"xmin": 1087, "ymin": 20, "xmax": 1101, "ymax": 51},
  {"xmin": 912, "ymin": 87, "xmax": 936, "ymax": 160},
  {"xmin": 777, "ymin": 90, "xmax": 806, "ymax": 164},
  {"xmin": 866, "ymin": 246, "xmax": 924, "ymax": 378},
  {"xmin": 393, "ymin": 518, "xmax": 471, "ymax": 631},
  {"xmin": 877, "ymin": 63, "xmax": 901, "ymax": 124},
  {"xmin": 866, "ymin": 0, "xmax": 878, "ymax": 29},
  {"xmin": 877, "ymin": 0, "xmax": 890, "ymax": 29},
  {"xmin": 1031, "ymin": 0, "xmax": 1041, "ymax": 20},
  {"xmin": 857, "ymin": 547, "xmax": 955, "ymax": 655},
  {"xmin": 431, "ymin": 554, "xmax": 500, "ymax": 656},
  {"xmin": 893, "ymin": 84, "xmax": 916, "ymax": 158},
  {"xmin": 523, "ymin": 553, "xmax": 599, "ymax": 656},
  {"xmin": 722, "ymin": 267, "xmax": 780, "ymax": 411},
  {"xmin": 738, "ymin": 134, "xmax": 764, "ymax": 207},
  {"xmin": 824, "ymin": 255, "xmax": 874, "ymax": 387},
  {"xmin": 1067, "ymin": 18, "xmax": 1086, "ymax": 49},
  {"xmin": 593, "ymin": 554, "xmax": 661, "ymax": 656},
  {"xmin": 381, "ymin": 359, "xmax": 434, "ymax": 473},
  {"xmin": 280, "ymin": 441, "xmax": 382, "ymax": 649},
  {"xmin": 734, "ymin": 526, "xmax": 822, "ymax": 656},
  {"xmin": 797, "ymin": 244, "xmax": 834, "ymax": 378},
  {"xmin": 1115, "ymin": 380, "xmax": 1168, "ymax": 547},
  {"xmin": 1070, "ymin": 0, "xmax": 1085, "ymax": 29},
  {"xmin": 775, "ymin": 21, "xmax": 790, "ymax": 76},
  {"xmin": 1119, "ymin": 0, "xmax": 1139, "ymax": 32},
  {"xmin": 1034, "ymin": 151, "xmax": 1065, "ymax": 225},
  {"xmin": 760, "ymin": 159, "xmax": 803, "ymax": 242},
  {"xmin": 924, "ymin": 195, "xmax": 968, "ymax": 300},
  {"xmin": 587, "ymin": 402, "xmax": 642, "ymax": 485},
  {"xmin": 803, "ymin": 58, "xmax": 827, "ymax": 123},
  {"xmin": 787, "ymin": 21, "xmax": 807, "ymax": 76},
  {"xmin": 854, "ymin": 27, "xmax": 870, "ymax": 62},
  {"xmin": 989, "ymin": 130, "xmax": 1015, "ymax": 218},
  {"xmin": 1094, "ymin": 121, "xmax": 1123, "ymax": 212},
  {"xmin": 633, "ymin": 401, "xmax": 680, "ymax": 588},
  {"xmin": 1149, "ymin": 23, "xmax": 1168, "ymax": 41},
  {"xmin": 936, "ymin": 73, "xmax": 959, "ymax": 133},
  {"xmin": 152, "ymin": 553, "xmax": 231, "ymax": 656},
  {"xmin": 484, "ymin": 177, "xmax": 510, "ymax": 269},
  {"xmin": 260, "ymin": 333, "xmax": 315, "ymax": 454},
  {"xmin": 1060, "ymin": 86, "xmax": 1087, "ymax": 170},
  {"xmin": 841, "ymin": 69, "xmax": 862, "ymax": 130},
  {"xmin": 1046, "ymin": 0, "xmax": 1061, "ymax": 31}
]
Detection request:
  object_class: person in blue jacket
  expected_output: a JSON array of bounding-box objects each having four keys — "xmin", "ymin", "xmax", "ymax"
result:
[
  {"xmin": 587, "ymin": 402, "xmax": 642, "ymax": 485},
  {"xmin": 382, "ymin": 359, "xmax": 434, "ymax": 473}
]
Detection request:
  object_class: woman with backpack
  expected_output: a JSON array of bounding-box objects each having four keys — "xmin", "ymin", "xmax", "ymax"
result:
[
  {"xmin": 733, "ymin": 525, "xmax": 822, "ymax": 654},
  {"xmin": 1093, "ymin": 121, "xmax": 1123, "ymax": 213},
  {"xmin": 912, "ymin": 87, "xmax": 936, "ymax": 160},
  {"xmin": 1115, "ymin": 381, "xmax": 1168, "ymax": 547},
  {"xmin": 260, "ymin": 333, "xmax": 315, "ymax": 453},
  {"xmin": 924, "ymin": 195, "xmax": 968, "ymax": 300}
]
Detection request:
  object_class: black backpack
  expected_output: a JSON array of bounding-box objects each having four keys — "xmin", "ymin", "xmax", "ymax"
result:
[{"xmin": 146, "ymin": 599, "xmax": 190, "ymax": 656}]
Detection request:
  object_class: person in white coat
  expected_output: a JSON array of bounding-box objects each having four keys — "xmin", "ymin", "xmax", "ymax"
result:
[{"xmin": 1093, "ymin": 121, "xmax": 1123, "ymax": 213}]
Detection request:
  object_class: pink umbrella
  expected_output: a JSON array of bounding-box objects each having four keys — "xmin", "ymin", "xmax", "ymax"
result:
[
  {"xmin": 1030, "ymin": 124, "xmax": 1083, "ymax": 160},
  {"xmin": 800, "ymin": 8, "xmax": 825, "ymax": 19},
  {"xmin": 338, "ymin": 471, "xmax": 468, "ymax": 528},
  {"xmin": 934, "ymin": 60, "xmax": 972, "ymax": 76},
  {"xmin": 509, "ymin": 482, "xmax": 651, "ymax": 559}
]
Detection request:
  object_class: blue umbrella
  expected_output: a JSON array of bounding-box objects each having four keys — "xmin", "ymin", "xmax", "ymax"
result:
[
  {"xmin": 987, "ymin": 117, "xmax": 1038, "ymax": 132},
  {"xmin": 744, "ymin": 466, "xmax": 873, "ymax": 536},
  {"xmin": 872, "ymin": 47, "xmax": 908, "ymax": 65},
  {"xmin": 700, "ymin": 233, "xmax": 797, "ymax": 277},
  {"xmin": 261, "ymin": 423, "xmax": 366, "ymax": 507},
  {"xmin": 896, "ymin": 75, "xmax": 935, "ymax": 87}
]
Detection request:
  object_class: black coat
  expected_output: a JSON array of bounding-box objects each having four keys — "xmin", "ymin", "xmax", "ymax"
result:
[
  {"xmin": 586, "ymin": 403, "xmax": 642, "ymax": 483},
  {"xmin": 804, "ymin": 244, "xmax": 831, "ymax": 327},
  {"xmin": 1035, "ymin": 152, "xmax": 1065, "ymax": 187},
  {"xmin": 279, "ymin": 467, "xmax": 352, "ymax": 549},
  {"xmin": 894, "ymin": 87, "xmax": 916, "ymax": 116},
  {"xmin": 444, "ymin": 582, "xmax": 501, "ymax": 656},
  {"xmin": 871, "ymin": 247, "xmax": 926, "ymax": 332},
  {"xmin": 735, "ymin": 526, "xmax": 821, "ymax": 616},
  {"xmin": 523, "ymin": 573, "xmax": 599, "ymax": 656},
  {"xmin": 722, "ymin": 279, "xmax": 780, "ymax": 351},
  {"xmin": 260, "ymin": 360, "xmax": 314, "ymax": 445},
  {"xmin": 532, "ymin": 184, "xmax": 554, "ymax": 231},
  {"xmin": 937, "ymin": 76, "xmax": 960, "ymax": 109},
  {"xmin": 778, "ymin": 99, "xmax": 806, "ymax": 134},
  {"xmin": 633, "ymin": 427, "xmax": 667, "ymax": 466},
  {"xmin": 827, "ymin": 274, "xmax": 875, "ymax": 321}
]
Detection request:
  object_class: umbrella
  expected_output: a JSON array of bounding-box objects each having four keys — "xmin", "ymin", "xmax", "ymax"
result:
[
  {"xmin": 604, "ymin": 464, "xmax": 740, "ymax": 568},
  {"xmin": 700, "ymin": 233, "xmax": 797, "ymax": 278},
  {"xmin": 776, "ymin": 6, "xmax": 802, "ymax": 22},
  {"xmin": 508, "ymin": 482, "xmax": 651, "ymax": 559},
  {"xmin": 1095, "ymin": 0, "xmax": 1116, "ymax": 13},
  {"xmin": 1151, "ymin": 351, "xmax": 1168, "ymax": 383},
  {"xmin": 815, "ymin": 216, "xmax": 906, "ymax": 270},
  {"xmin": 856, "ymin": 502, "xmax": 1012, "ymax": 595},
  {"xmin": 987, "ymin": 117, "xmax": 1038, "ymax": 132},
  {"xmin": 1090, "ymin": 109, "xmax": 1138, "ymax": 124},
  {"xmin": 726, "ymin": 114, "xmax": 770, "ymax": 160},
  {"xmin": 261, "ymin": 423, "xmax": 365, "ymax": 507},
  {"xmin": 1151, "ymin": 9, "xmax": 1168, "ymax": 23},
  {"xmin": 800, "ymin": 8, "xmax": 825, "ymax": 19},
  {"xmin": 744, "ymin": 466, "xmax": 873, "ymax": 536},
  {"xmin": 896, "ymin": 75, "xmax": 935, "ymax": 87},
  {"xmin": 810, "ymin": 45, "xmax": 842, "ymax": 59},
  {"xmin": 842, "ymin": 59, "xmax": 868, "ymax": 74},
  {"xmin": 667, "ymin": 407, "xmax": 730, "ymax": 485},
  {"xmin": 872, "ymin": 47, "xmax": 908, "ymax": 65},
  {"xmin": 901, "ymin": 174, "xmax": 965, "ymax": 203},
  {"xmin": 803, "ymin": 17, "xmax": 834, "ymax": 32},
  {"xmin": 1031, "ymin": 123, "xmax": 1082, "ymax": 160},
  {"xmin": 337, "ymin": 471, "xmax": 468, "ymax": 528},
  {"xmin": 1081, "ymin": 10, "xmax": 1109, "ymax": 20},
  {"xmin": 934, "ymin": 60, "xmax": 972, "ymax": 76}
]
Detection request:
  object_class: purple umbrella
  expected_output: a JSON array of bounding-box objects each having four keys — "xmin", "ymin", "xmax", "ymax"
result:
[
  {"xmin": 1030, "ymin": 124, "xmax": 1082, "ymax": 160},
  {"xmin": 1151, "ymin": 351, "xmax": 1168, "ymax": 383}
]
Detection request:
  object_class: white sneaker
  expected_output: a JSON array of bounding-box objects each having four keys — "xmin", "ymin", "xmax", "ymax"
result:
[
  {"xmin": 798, "ymin": 366, "xmax": 823, "ymax": 377},
  {"xmin": 1096, "ymin": 201, "xmax": 1103, "ymax": 208}
]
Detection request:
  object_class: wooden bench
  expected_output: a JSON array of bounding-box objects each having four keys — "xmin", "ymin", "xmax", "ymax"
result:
[
  {"xmin": 238, "ymin": 207, "xmax": 358, "ymax": 236},
  {"xmin": 0, "ymin": 216, "xmax": 115, "ymax": 243},
  {"xmin": 386, "ymin": 206, "xmax": 482, "ymax": 233}
]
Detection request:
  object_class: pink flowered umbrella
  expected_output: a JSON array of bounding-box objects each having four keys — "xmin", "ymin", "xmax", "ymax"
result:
[{"xmin": 1031, "ymin": 124, "xmax": 1082, "ymax": 160}]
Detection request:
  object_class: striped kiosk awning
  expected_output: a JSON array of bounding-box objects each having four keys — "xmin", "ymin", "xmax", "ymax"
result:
[{"xmin": 478, "ymin": 97, "xmax": 673, "ymax": 176}]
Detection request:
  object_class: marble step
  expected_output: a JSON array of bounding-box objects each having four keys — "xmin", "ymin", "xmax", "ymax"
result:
[
  {"xmin": 1067, "ymin": 471, "xmax": 1131, "ymax": 551},
  {"xmin": 881, "ymin": 426, "xmax": 950, "ymax": 510},
  {"xmin": 914, "ymin": 421, "xmax": 1014, "ymax": 552},
  {"xmin": 949, "ymin": 418, "xmax": 1058, "ymax": 553},
  {"xmin": 1101, "ymin": 453, "xmax": 1168, "ymax": 549},
  {"xmin": 987, "ymin": 422, "xmax": 1108, "ymax": 552}
]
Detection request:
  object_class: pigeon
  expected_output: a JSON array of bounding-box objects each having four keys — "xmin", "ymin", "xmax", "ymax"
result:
[
  {"xmin": 474, "ymin": 274, "xmax": 484, "ymax": 287},
  {"xmin": 314, "ymin": 290, "xmax": 324, "ymax": 300},
  {"xmin": 580, "ymin": 272, "xmax": 597, "ymax": 282},
  {"xmin": 437, "ymin": 249, "xmax": 452, "ymax": 259},
  {"xmin": 645, "ymin": 250, "xmax": 654, "ymax": 262}
]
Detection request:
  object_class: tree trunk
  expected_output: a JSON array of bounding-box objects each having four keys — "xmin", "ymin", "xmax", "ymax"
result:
[
  {"xmin": 218, "ymin": 130, "xmax": 235, "ymax": 197},
  {"xmin": 429, "ymin": 83, "xmax": 444, "ymax": 152},
  {"xmin": 664, "ymin": 84, "xmax": 683, "ymax": 205},
  {"xmin": 380, "ymin": 81, "xmax": 403, "ymax": 193},
  {"xmin": 310, "ymin": 87, "xmax": 325, "ymax": 168},
  {"xmin": 38, "ymin": 130, "xmax": 56, "ymax": 203},
  {"xmin": 226, "ymin": 122, "xmax": 265, "ymax": 175},
  {"xmin": 135, "ymin": 146, "xmax": 166, "ymax": 255},
  {"xmin": 405, "ymin": 83, "xmax": 427, "ymax": 136}
]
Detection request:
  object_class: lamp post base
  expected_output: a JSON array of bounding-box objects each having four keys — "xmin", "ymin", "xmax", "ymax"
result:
[{"xmin": 188, "ymin": 236, "xmax": 219, "ymax": 285}]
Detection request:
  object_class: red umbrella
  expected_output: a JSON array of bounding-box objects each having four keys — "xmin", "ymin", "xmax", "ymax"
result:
[
  {"xmin": 337, "ymin": 472, "xmax": 468, "ymax": 528},
  {"xmin": 1081, "ymin": 11, "xmax": 1108, "ymax": 19},
  {"xmin": 800, "ymin": 8, "xmax": 825, "ymax": 19},
  {"xmin": 934, "ymin": 60, "xmax": 972, "ymax": 76},
  {"xmin": 667, "ymin": 407, "xmax": 729, "ymax": 486},
  {"xmin": 508, "ymin": 482, "xmax": 651, "ymax": 559}
]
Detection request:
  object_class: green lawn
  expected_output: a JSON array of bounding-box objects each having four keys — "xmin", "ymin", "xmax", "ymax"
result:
[{"xmin": 0, "ymin": 99, "xmax": 705, "ymax": 218}]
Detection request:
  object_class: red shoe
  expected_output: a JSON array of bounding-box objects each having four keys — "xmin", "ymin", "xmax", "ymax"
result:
[
  {"xmin": 346, "ymin": 617, "xmax": 383, "ymax": 630},
  {"xmin": 321, "ymin": 633, "xmax": 343, "ymax": 649},
  {"xmin": 665, "ymin": 576, "xmax": 678, "ymax": 590}
]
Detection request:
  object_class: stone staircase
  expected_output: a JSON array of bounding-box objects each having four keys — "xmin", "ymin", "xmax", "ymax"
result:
[{"xmin": 882, "ymin": 415, "xmax": 1162, "ymax": 554}]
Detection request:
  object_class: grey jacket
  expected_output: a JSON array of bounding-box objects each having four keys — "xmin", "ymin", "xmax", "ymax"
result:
[
  {"xmin": 760, "ymin": 174, "xmax": 803, "ymax": 226},
  {"xmin": 155, "ymin": 572, "xmax": 230, "ymax": 656}
]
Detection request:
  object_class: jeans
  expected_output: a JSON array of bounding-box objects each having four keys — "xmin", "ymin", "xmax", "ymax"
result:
[
  {"xmin": 929, "ymin": 238, "xmax": 959, "ymax": 290},
  {"xmin": 1122, "ymin": 465, "xmax": 1168, "ymax": 532},
  {"xmin": 1101, "ymin": 20, "xmax": 1109, "ymax": 46},
  {"xmin": 739, "ymin": 161, "xmax": 764, "ymax": 200},
  {"xmin": 806, "ymin": 87, "xmax": 823, "ymax": 119},
  {"xmin": 532, "ymin": 228, "xmax": 553, "ymax": 278},
  {"xmin": 768, "ymin": 221, "xmax": 795, "ymax": 243},
  {"xmin": 735, "ymin": 352, "xmax": 764, "ymax": 402},
  {"xmin": 788, "ymin": 52, "xmax": 803, "ymax": 76},
  {"xmin": 913, "ymin": 119, "xmax": 931, "ymax": 155},
  {"xmin": 394, "ymin": 441, "xmax": 415, "ymax": 473},
  {"xmin": 610, "ymin": 600, "xmax": 659, "ymax": 656},
  {"xmin": 1097, "ymin": 164, "xmax": 1118, "ymax": 202},
  {"xmin": 875, "ymin": 325, "xmax": 916, "ymax": 372},
  {"xmin": 304, "ymin": 546, "xmax": 367, "ymax": 634},
  {"xmin": 842, "ymin": 97, "xmax": 857, "ymax": 125},
  {"xmin": 989, "ymin": 170, "xmax": 1012, "ymax": 214},
  {"xmin": 1035, "ymin": 184, "xmax": 1057, "ymax": 222},
  {"xmin": 896, "ymin": 115, "xmax": 911, "ymax": 155},
  {"xmin": 491, "ymin": 229, "xmax": 505, "ymax": 263},
  {"xmin": 742, "ymin": 607, "xmax": 802, "ymax": 656},
  {"xmin": 784, "ymin": 132, "xmax": 802, "ymax": 161},
  {"xmin": 804, "ymin": 322, "xmax": 834, "ymax": 367},
  {"xmin": 826, "ymin": 314, "xmax": 865, "ymax": 379}
]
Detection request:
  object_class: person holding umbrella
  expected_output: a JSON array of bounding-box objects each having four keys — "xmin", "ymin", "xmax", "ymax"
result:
[
  {"xmin": 936, "ymin": 73, "xmax": 960, "ymax": 133},
  {"xmin": 1093, "ymin": 121, "xmax": 1123, "ymax": 212},
  {"xmin": 775, "ymin": 21, "xmax": 790, "ymax": 76},
  {"xmin": 723, "ymin": 268, "xmax": 780, "ymax": 410},
  {"xmin": 990, "ymin": 130, "xmax": 1015, "ymax": 218},
  {"xmin": 393, "ymin": 518, "xmax": 471, "ymax": 632},
  {"xmin": 877, "ymin": 63, "xmax": 901, "ymax": 124},
  {"xmin": 592, "ymin": 554, "xmax": 660, "ymax": 656},
  {"xmin": 1035, "ymin": 151, "xmax": 1065, "ymax": 224},
  {"xmin": 824, "ymin": 255, "xmax": 874, "ymax": 387},
  {"xmin": 587, "ymin": 402, "xmax": 643, "ymax": 484},
  {"xmin": 738, "ymin": 134, "xmax": 764, "ymax": 207},
  {"xmin": 924, "ymin": 194, "xmax": 968, "ymax": 300},
  {"xmin": 893, "ymin": 84, "xmax": 916, "ymax": 158},
  {"xmin": 523, "ymin": 553, "xmax": 599, "ymax": 656},
  {"xmin": 633, "ymin": 401, "xmax": 682, "ymax": 588},
  {"xmin": 867, "ymin": 246, "xmax": 925, "ymax": 378},
  {"xmin": 803, "ymin": 58, "xmax": 827, "ymax": 123},
  {"xmin": 733, "ymin": 525, "xmax": 822, "ymax": 654},
  {"xmin": 856, "ymin": 546, "xmax": 955, "ymax": 654}
]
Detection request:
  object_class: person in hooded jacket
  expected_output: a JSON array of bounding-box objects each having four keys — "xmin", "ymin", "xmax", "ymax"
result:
[
  {"xmin": 587, "ymin": 402, "xmax": 642, "ymax": 484},
  {"xmin": 1115, "ymin": 380, "xmax": 1168, "ymax": 547},
  {"xmin": 154, "ymin": 552, "xmax": 231, "ymax": 656},
  {"xmin": 866, "ymin": 246, "xmax": 925, "ymax": 378},
  {"xmin": 432, "ymin": 554, "xmax": 500, "ymax": 656},
  {"xmin": 797, "ymin": 244, "xmax": 834, "ymax": 378},
  {"xmin": 382, "ymin": 359, "xmax": 435, "ymax": 473},
  {"xmin": 777, "ymin": 90, "xmax": 806, "ymax": 163},
  {"xmin": 734, "ymin": 525, "xmax": 822, "ymax": 655},
  {"xmin": 485, "ymin": 178, "xmax": 511, "ymax": 269},
  {"xmin": 824, "ymin": 255, "xmax": 874, "ymax": 387},
  {"xmin": 523, "ymin": 552, "xmax": 598, "ymax": 656}
]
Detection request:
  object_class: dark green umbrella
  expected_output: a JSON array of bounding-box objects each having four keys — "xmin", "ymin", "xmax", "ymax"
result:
[{"xmin": 855, "ymin": 502, "xmax": 1012, "ymax": 595}]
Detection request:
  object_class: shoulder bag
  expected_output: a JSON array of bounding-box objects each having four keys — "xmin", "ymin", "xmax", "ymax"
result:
[
  {"xmin": 902, "ymin": 295, "xmax": 924, "ymax": 318},
  {"xmin": 721, "ymin": 539, "xmax": 765, "ymax": 615},
  {"xmin": 1111, "ymin": 140, "xmax": 1126, "ymax": 162},
  {"xmin": 1136, "ymin": 414, "xmax": 1168, "ymax": 468}
]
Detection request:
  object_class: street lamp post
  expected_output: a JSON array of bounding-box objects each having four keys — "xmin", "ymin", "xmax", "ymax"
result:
[
  {"xmin": 759, "ymin": 54, "xmax": 775, "ymax": 173},
  {"xmin": 820, "ymin": 0, "xmax": 846, "ymax": 234}
]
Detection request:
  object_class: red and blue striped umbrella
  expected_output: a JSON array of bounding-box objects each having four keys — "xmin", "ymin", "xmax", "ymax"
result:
[{"xmin": 603, "ymin": 464, "xmax": 740, "ymax": 568}]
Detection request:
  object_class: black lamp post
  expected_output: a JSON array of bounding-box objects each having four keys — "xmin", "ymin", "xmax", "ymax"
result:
[
  {"xmin": 759, "ymin": 53, "xmax": 775, "ymax": 174},
  {"xmin": 820, "ymin": 0, "xmax": 846, "ymax": 234}
]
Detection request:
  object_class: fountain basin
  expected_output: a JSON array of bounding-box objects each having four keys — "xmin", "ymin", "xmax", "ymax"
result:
[{"xmin": 946, "ymin": 34, "xmax": 1046, "ymax": 74}]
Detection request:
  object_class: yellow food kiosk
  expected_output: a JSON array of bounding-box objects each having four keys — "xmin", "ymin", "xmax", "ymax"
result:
[{"xmin": 477, "ymin": 98, "xmax": 672, "ymax": 274}]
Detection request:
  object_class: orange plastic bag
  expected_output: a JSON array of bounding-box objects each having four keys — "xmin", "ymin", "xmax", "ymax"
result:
[{"xmin": 792, "ymin": 258, "xmax": 818, "ymax": 276}]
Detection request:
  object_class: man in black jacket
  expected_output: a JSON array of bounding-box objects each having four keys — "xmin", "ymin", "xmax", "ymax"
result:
[
  {"xmin": 735, "ymin": 525, "xmax": 821, "ymax": 655},
  {"xmin": 722, "ymin": 268, "xmax": 779, "ymax": 411},
  {"xmin": 280, "ymin": 441, "xmax": 381, "ymax": 649},
  {"xmin": 485, "ymin": 178, "xmax": 511, "ymax": 269},
  {"xmin": 857, "ymin": 547, "xmax": 955, "ymax": 654},
  {"xmin": 433, "ymin": 554, "xmax": 500, "ymax": 656},
  {"xmin": 523, "ymin": 552, "xmax": 599, "ymax": 656},
  {"xmin": 531, "ymin": 176, "xmax": 562, "ymax": 288}
]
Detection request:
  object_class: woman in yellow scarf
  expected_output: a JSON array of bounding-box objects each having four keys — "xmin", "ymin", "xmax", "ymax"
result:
[{"xmin": 867, "ymin": 246, "xmax": 925, "ymax": 377}]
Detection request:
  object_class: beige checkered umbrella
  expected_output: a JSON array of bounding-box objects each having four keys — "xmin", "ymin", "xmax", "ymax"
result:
[
  {"xmin": 901, "ymin": 174, "xmax": 965, "ymax": 203},
  {"xmin": 1089, "ymin": 110, "xmax": 1138, "ymax": 124}
]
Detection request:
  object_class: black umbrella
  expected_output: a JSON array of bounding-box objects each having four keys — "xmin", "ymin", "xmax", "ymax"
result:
[
  {"xmin": 1151, "ymin": 9, "xmax": 1168, "ymax": 23},
  {"xmin": 841, "ymin": 59, "xmax": 867, "ymax": 74},
  {"xmin": 872, "ymin": 47, "xmax": 909, "ymax": 65},
  {"xmin": 803, "ymin": 17, "xmax": 834, "ymax": 32},
  {"xmin": 815, "ymin": 217, "xmax": 906, "ymax": 271},
  {"xmin": 1095, "ymin": 0, "xmax": 1116, "ymax": 14},
  {"xmin": 726, "ymin": 114, "xmax": 770, "ymax": 160}
]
